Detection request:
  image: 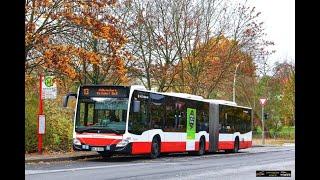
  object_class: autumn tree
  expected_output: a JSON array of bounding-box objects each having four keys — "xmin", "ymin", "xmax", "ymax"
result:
[
  {"xmin": 272, "ymin": 61, "xmax": 295, "ymax": 126},
  {"xmin": 122, "ymin": 0, "xmax": 273, "ymax": 98},
  {"xmin": 122, "ymin": 0, "xmax": 185, "ymax": 91},
  {"xmin": 25, "ymin": 0, "xmax": 129, "ymax": 85},
  {"xmin": 121, "ymin": 0, "xmax": 227, "ymax": 91},
  {"xmin": 253, "ymin": 60, "xmax": 295, "ymax": 133},
  {"xmin": 175, "ymin": 36, "xmax": 256, "ymax": 100}
]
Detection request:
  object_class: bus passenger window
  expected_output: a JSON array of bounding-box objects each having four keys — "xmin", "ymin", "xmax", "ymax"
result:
[{"xmin": 150, "ymin": 93, "xmax": 165, "ymax": 129}]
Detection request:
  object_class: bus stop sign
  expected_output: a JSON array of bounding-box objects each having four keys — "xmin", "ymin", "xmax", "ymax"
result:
[{"xmin": 259, "ymin": 98, "xmax": 267, "ymax": 106}]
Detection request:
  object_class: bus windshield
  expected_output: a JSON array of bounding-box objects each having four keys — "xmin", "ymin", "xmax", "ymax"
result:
[{"xmin": 75, "ymin": 97, "xmax": 128, "ymax": 134}]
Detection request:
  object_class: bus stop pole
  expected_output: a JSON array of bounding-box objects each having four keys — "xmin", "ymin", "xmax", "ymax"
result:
[
  {"xmin": 262, "ymin": 105, "xmax": 265, "ymax": 145},
  {"xmin": 38, "ymin": 74, "xmax": 43, "ymax": 154}
]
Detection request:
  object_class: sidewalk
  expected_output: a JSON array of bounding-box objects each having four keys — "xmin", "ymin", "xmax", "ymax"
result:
[{"xmin": 25, "ymin": 151, "xmax": 100, "ymax": 163}]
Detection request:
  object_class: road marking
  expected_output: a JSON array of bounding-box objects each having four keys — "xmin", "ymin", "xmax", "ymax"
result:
[
  {"xmin": 25, "ymin": 162, "xmax": 180, "ymax": 175},
  {"xmin": 25, "ymin": 147, "xmax": 295, "ymax": 176},
  {"xmin": 25, "ymin": 163, "xmax": 154, "ymax": 175}
]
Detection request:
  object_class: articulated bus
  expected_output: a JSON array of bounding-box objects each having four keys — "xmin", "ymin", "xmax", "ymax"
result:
[{"xmin": 63, "ymin": 85, "xmax": 252, "ymax": 158}]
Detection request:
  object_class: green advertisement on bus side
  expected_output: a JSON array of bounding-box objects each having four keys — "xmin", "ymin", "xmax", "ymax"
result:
[{"xmin": 187, "ymin": 108, "xmax": 196, "ymax": 140}]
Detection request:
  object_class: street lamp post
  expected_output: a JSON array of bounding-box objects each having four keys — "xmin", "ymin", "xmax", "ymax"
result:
[{"xmin": 233, "ymin": 61, "xmax": 244, "ymax": 102}]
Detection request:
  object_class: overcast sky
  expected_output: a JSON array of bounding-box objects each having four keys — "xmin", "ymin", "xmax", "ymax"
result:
[{"xmin": 246, "ymin": 0, "xmax": 295, "ymax": 66}]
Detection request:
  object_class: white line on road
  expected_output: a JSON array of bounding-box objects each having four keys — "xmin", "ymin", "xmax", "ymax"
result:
[
  {"xmin": 25, "ymin": 147, "xmax": 295, "ymax": 176},
  {"xmin": 25, "ymin": 162, "xmax": 180, "ymax": 175},
  {"xmin": 25, "ymin": 163, "xmax": 154, "ymax": 175}
]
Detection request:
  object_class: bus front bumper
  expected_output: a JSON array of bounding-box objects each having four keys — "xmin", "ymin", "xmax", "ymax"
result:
[{"xmin": 73, "ymin": 143, "xmax": 132, "ymax": 154}]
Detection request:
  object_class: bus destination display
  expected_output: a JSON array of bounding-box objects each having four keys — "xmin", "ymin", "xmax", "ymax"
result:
[{"xmin": 79, "ymin": 86, "xmax": 129, "ymax": 98}]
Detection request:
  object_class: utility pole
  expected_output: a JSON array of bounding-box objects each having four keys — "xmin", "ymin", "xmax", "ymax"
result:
[
  {"xmin": 261, "ymin": 105, "xmax": 265, "ymax": 145},
  {"xmin": 259, "ymin": 98, "xmax": 267, "ymax": 145},
  {"xmin": 233, "ymin": 61, "xmax": 244, "ymax": 102}
]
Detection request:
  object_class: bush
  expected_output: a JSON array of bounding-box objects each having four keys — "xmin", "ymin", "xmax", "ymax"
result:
[
  {"xmin": 43, "ymin": 98, "xmax": 74, "ymax": 152},
  {"xmin": 269, "ymin": 126, "xmax": 295, "ymax": 139},
  {"xmin": 256, "ymin": 126, "xmax": 262, "ymax": 134},
  {"xmin": 25, "ymin": 90, "xmax": 74, "ymax": 153},
  {"xmin": 280, "ymin": 126, "xmax": 295, "ymax": 139},
  {"xmin": 25, "ymin": 91, "xmax": 38, "ymax": 153},
  {"xmin": 252, "ymin": 126, "xmax": 262, "ymax": 138}
]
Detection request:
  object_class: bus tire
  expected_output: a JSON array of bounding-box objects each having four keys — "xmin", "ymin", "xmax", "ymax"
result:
[
  {"xmin": 233, "ymin": 137, "xmax": 239, "ymax": 153},
  {"xmin": 150, "ymin": 136, "xmax": 161, "ymax": 159},
  {"xmin": 197, "ymin": 137, "xmax": 205, "ymax": 156}
]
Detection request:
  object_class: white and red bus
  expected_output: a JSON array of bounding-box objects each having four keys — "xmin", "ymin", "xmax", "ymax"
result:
[{"xmin": 63, "ymin": 85, "xmax": 252, "ymax": 158}]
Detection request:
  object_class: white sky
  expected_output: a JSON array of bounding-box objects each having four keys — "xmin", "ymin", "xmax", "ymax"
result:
[{"xmin": 247, "ymin": 0, "xmax": 295, "ymax": 66}]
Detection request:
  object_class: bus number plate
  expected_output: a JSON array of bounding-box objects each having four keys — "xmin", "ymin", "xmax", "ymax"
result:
[{"xmin": 91, "ymin": 147, "xmax": 104, "ymax": 151}]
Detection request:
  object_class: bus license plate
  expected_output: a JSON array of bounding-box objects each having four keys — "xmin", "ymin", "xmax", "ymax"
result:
[{"xmin": 91, "ymin": 147, "xmax": 104, "ymax": 151}]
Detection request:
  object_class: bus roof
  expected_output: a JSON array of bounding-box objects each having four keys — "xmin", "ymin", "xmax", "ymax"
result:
[
  {"xmin": 204, "ymin": 99, "xmax": 237, "ymax": 106},
  {"xmin": 81, "ymin": 85, "xmax": 251, "ymax": 109},
  {"xmin": 130, "ymin": 86, "xmax": 204, "ymax": 100},
  {"xmin": 163, "ymin": 92, "xmax": 204, "ymax": 100},
  {"xmin": 204, "ymin": 99, "xmax": 252, "ymax": 109},
  {"xmin": 80, "ymin": 84, "xmax": 130, "ymax": 88}
]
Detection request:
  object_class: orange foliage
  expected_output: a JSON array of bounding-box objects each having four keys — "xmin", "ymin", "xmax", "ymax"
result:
[
  {"xmin": 175, "ymin": 36, "xmax": 256, "ymax": 97},
  {"xmin": 25, "ymin": 0, "xmax": 129, "ymax": 84}
]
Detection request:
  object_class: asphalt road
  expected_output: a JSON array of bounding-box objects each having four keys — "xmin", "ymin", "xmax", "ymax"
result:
[{"xmin": 25, "ymin": 146, "xmax": 295, "ymax": 180}]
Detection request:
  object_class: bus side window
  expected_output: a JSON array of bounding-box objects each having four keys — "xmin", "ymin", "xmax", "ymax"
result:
[
  {"xmin": 163, "ymin": 96, "xmax": 176, "ymax": 132},
  {"xmin": 150, "ymin": 93, "xmax": 165, "ymax": 129},
  {"xmin": 175, "ymin": 99, "xmax": 186, "ymax": 132}
]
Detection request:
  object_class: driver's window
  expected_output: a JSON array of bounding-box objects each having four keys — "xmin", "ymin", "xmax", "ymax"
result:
[{"xmin": 79, "ymin": 102, "xmax": 94, "ymax": 126}]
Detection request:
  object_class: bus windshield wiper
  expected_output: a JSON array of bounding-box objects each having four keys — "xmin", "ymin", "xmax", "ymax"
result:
[
  {"xmin": 76, "ymin": 127, "xmax": 121, "ymax": 134},
  {"xmin": 76, "ymin": 127, "xmax": 92, "ymax": 133},
  {"xmin": 98, "ymin": 128, "xmax": 121, "ymax": 135}
]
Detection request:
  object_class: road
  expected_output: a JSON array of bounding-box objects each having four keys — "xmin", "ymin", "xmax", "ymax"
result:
[{"xmin": 25, "ymin": 146, "xmax": 295, "ymax": 180}]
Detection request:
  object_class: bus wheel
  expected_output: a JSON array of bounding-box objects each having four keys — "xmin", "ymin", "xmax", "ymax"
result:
[
  {"xmin": 197, "ymin": 137, "xmax": 205, "ymax": 156},
  {"xmin": 99, "ymin": 152, "xmax": 113, "ymax": 159},
  {"xmin": 233, "ymin": 137, "xmax": 239, "ymax": 153},
  {"xmin": 150, "ymin": 137, "xmax": 160, "ymax": 159}
]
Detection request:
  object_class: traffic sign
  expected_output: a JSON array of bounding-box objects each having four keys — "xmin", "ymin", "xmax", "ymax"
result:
[
  {"xmin": 42, "ymin": 76, "xmax": 57, "ymax": 99},
  {"xmin": 259, "ymin": 98, "xmax": 267, "ymax": 106}
]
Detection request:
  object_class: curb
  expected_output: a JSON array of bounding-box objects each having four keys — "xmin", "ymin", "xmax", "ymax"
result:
[{"xmin": 25, "ymin": 154, "xmax": 100, "ymax": 163}]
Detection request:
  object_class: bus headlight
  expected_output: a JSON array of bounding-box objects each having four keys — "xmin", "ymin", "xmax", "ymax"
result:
[
  {"xmin": 73, "ymin": 138, "xmax": 81, "ymax": 146},
  {"xmin": 116, "ymin": 137, "xmax": 131, "ymax": 147}
]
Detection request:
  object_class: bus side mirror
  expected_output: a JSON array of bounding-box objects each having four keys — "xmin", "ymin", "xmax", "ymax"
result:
[
  {"xmin": 133, "ymin": 100, "xmax": 140, "ymax": 112},
  {"xmin": 63, "ymin": 92, "xmax": 77, "ymax": 107}
]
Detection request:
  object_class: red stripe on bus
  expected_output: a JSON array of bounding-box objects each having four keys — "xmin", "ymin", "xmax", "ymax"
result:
[
  {"xmin": 132, "ymin": 142, "xmax": 188, "ymax": 154},
  {"xmin": 78, "ymin": 138, "xmax": 121, "ymax": 146},
  {"xmin": 195, "ymin": 142, "xmax": 199, "ymax": 151},
  {"xmin": 218, "ymin": 141, "xmax": 234, "ymax": 149},
  {"xmin": 132, "ymin": 141, "xmax": 210, "ymax": 154},
  {"xmin": 161, "ymin": 142, "xmax": 186, "ymax": 152},
  {"xmin": 131, "ymin": 142, "xmax": 151, "ymax": 154},
  {"xmin": 239, "ymin": 141, "xmax": 252, "ymax": 149},
  {"xmin": 218, "ymin": 141, "xmax": 252, "ymax": 150}
]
